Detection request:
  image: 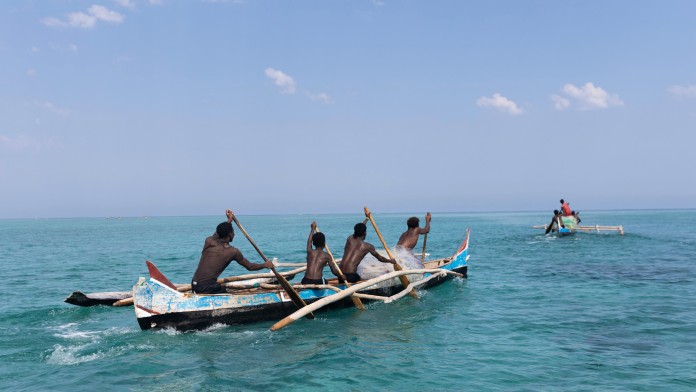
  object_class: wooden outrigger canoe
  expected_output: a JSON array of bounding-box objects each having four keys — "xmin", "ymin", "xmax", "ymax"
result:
[
  {"xmin": 534, "ymin": 216, "xmax": 624, "ymax": 236},
  {"xmin": 132, "ymin": 229, "xmax": 470, "ymax": 331}
]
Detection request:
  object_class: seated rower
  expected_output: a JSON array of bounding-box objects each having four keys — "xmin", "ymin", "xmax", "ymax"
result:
[
  {"xmin": 191, "ymin": 210, "xmax": 273, "ymax": 294},
  {"xmin": 302, "ymin": 222, "xmax": 341, "ymax": 285},
  {"xmin": 340, "ymin": 223, "xmax": 396, "ymax": 283},
  {"xmin": 572, "ymin": 211, "xmax": 581, "ymax": 224},
  {"xmin": 396, "ymin": 212, "xmax": 431, "ymax": 250}
]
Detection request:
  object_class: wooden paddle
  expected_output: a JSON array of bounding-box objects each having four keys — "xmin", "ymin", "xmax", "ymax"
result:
[
  {"xmin": 421, "ymin": 232, "xmax": 428, "ymax": 262},
  {"xmin": 363, "ymin": 207, "xmax": 418, "ymax": 299},
  {"xmin": 230, "ymin": 214, "xmax": 314, "ymax": 319},
  {"xmin": 315, "ymin": 225, "xmax": 366, "ymax": 311}
]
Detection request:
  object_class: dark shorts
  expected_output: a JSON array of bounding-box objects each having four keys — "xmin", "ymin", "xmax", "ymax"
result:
[
  {"xmin": 301, "ymin": 277, "xmax": 326, "ymax": 285},
  {"xmin": 192, "ymin": 281, "xmax": 227, "ymax": 294},
  {"xmin": 341, "ymin": 273, "xmax": 361, "ymax": 283}
]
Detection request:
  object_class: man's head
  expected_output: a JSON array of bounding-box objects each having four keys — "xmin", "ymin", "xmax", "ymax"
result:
[
  {"xmin": 353, "ymin": 223, "xmax": 367, "ymax": 239},
  {"xmin": 407, "ymin": 217, "xmax": 420, "ymax": 228},
  {"xmin": 553, "ymin": 210, "xmax": 559, "ymax": 215},
  {"xmin": 312, "ymin": 232, "xmax": 326, "ymax": 248},
  {"xmin": 560, "ymin": 199, "xmax": 565, "ymax": 204},
  {"xmin": 216, "ymin": 222, "xmax": 234, "ymax": 241}
]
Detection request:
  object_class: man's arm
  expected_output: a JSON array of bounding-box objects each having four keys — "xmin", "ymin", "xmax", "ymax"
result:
[
  {"xmin": 307, "ymin": 221, "xmax": 317, "ymax": 254},
  {"xmin": 233, "ymin": 249, "xmax": 273, "ymax": 271},
  {"xmin": 367, "ymin": 244, "xmax": 396, "ymax": 265},
  {"xmin": 326, "ymin": 254, "xmax": 342, "ymax": 277},
  {"xmin": 418, "ymin": 212, "xmax": 431, "ymax": 234}
]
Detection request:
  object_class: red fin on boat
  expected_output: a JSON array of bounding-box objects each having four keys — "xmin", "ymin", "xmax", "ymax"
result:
[
  {"xmin": 454, "ymin": 228, "xmax": 471, "ymax": 256},
  {"xmin": 146, "ymin": 260, "xmax": 179, "ymax": 291}
]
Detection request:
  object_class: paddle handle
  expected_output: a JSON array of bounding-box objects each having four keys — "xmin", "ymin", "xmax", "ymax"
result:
[
  {"xmin": 421, "ymin": 233, "xmax": 428, "ymax": 262},
  {"xmin": 316, "ymin": 226, "xmax": 366, "ymax": 310},
  {"xmin": 363, "ymin": 207, "xmax": 418, "ymax": 299},
  {"xmin": 363, "ymin": 208, "xmax": 398, "ymax": 266},
  {"xmin": 231, "ymin": 216, "xmax": 270, "ymax": 262}
]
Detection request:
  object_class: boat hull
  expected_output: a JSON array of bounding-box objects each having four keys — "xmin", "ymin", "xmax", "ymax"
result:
[{"xmin": 135, "ymin": 266, "xmax": 466, "ymax": 331}]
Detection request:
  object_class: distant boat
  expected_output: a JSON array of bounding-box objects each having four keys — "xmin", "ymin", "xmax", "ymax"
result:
[
  {"xmin": 132, "ymin": 230, "xmax": 471, "ymax": 331},
  {"xmin": 534, "ymin": 216, "xmax": 624, "ymax": 236}
]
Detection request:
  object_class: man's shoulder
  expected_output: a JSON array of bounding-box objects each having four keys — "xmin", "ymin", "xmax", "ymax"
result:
[
  {"xmin": 224, "ymin": 246, "xmax": 242, "ymax": 257},
  {"xmin": 360, "ymin": 241, "xmax": 375, "ymax": 251}
]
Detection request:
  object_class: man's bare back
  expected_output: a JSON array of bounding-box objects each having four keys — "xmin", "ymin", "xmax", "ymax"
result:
[
  {"xmin": 303, "ymin": 222, "xmax": 341, "ymax": 283},
  {"xmin": 305, "ymin": 248, "xmax": 332, "ymax": 280},
  {"xmin": 396, "ymin": 212, "xmax": 431, "ymax": 250},
  {"xmin": 341, "ymin": 223, "xmax": 395, "ymax": 275}
]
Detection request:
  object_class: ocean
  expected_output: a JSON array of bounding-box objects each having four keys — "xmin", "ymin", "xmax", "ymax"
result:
[{"xmin": 1, "ymin": 210, "xmax": 695, "ymax": 391}]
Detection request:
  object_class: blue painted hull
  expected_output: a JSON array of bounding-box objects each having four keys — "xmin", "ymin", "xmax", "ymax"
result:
[{"xmin": 133, "ymin": 231, "xmax": 470, "ymax": 331}]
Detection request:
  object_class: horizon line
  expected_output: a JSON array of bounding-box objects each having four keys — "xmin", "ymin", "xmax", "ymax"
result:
[{"xmin": 1, "ymin": 207, "xmax": 695, "ymax": 221}]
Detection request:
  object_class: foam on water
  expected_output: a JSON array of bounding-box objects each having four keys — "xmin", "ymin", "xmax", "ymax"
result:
[
  {"xmin": 156, "ymin": 327, "xmax": 183, "ymax": 336},
  {"xmin": 46, "ymin": 343, "xmax": 105, "ymax": 365}
]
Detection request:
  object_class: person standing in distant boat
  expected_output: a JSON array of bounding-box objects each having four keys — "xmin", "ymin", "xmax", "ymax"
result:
[
  {"xmin": 191, "ymin": 210, "xmax": 273, "ymax": 294},
  {"xmin": 560, "ymin": 199, "xmax": 572, "ymax": 216},
  {"xmin": 339, "ymin": 222, "xmax": 396, "ymax": 283},
  {"xmin": 396, "ymin": 213, "xmax": 431, "ymax": 250},
  {"xmin": 302, "ymin": 222, "xmax": 342, "ymax": 285},
  {"xmin": 545, "ymin": 210, "xmax": 565, "ymax": 234}
]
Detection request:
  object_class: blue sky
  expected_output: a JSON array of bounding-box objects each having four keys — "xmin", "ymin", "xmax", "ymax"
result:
[{"xmin": 1, "ymin": 0, "xmax": 695, "ymax": 218}]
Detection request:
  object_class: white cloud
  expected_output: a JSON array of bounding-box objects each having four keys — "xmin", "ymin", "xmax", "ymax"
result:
[
  {"xmin": 556, "ymin": 82, "xmax": 623, "ymax": 110},
  {"xmin": 149, "ymin": 0, "xmax": 164, "ymax": 5},
  {"xmin": 34, "ymin": 101, "xmax": 70, "ymax": 117},
  {"xmin": 42, "ymin": 5, "xmax": 124, "ymax": 29},
  {"xmin": 67, "ymin": 12, "xmax": 97, "ymax": 28},
  {"xmin": 265, "ymin": 67, "xmax": 297, "ymax": 94},
  {"xmin": 667, "ymin": 84, "xmax": 696, "ymax": 98},
  {"xmin": 89, "ymin": 5, "xmax": 125, "ymax": 23},
  {"xmin": 31, "ymin": 46, "xmax": 40, "ymax": 53},
  {"xmin": 115, "ymin": 0, "xmax": 137, "ymax": 10},
  {"xmin": 476, "ymin": 93, "xmax": 523, "ymax": 115},
  {"xmin": 307, "ymin": 92, "xmax": 333, "ymax": 104},
  {"xmin": 26, "ymin": 69, "xmax": 37, "ymax": 77},
  {"xmin": 551, "ymin": 94, "xmax": 570, "ymax": 110},
  {"xmin": 41, "ymin": 17, "xmax": 69, "ymax": 27}
]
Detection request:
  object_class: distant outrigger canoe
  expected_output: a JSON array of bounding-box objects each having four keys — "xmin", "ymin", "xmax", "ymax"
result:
[
  {"xmin": 534, "ymin": 216, "xmax": 624, "ymax": 236},
  {"xmin": 132, "ymin": 229, "xmax": 470, "ymax": 331}
]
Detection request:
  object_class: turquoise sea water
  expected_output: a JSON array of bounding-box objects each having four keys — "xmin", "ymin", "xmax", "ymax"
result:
[{"xmin": 1, "ymin": 210, "xmax": 695, "ymax": 391}]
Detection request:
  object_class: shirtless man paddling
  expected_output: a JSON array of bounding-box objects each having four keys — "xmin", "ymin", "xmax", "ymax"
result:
[
  {"xmin": 340, "ymin": 223, "xmax": 396, "ymax": 283},
  {"xmin": 302, "ymin": 222, "xmax": 342, "ymax": 285},
  {"xmin": 191, "ymin": 210, "xmax": 273, "ymax": 294},
  {"xmin": 396, "ymin": 212, "xmax": 431, "ymax": 250}
]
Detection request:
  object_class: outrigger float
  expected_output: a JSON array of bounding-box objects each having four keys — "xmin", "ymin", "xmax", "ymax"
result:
[{"xmin": 132, "ymin": 229, "xmax": 470, "ymax": 331}]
